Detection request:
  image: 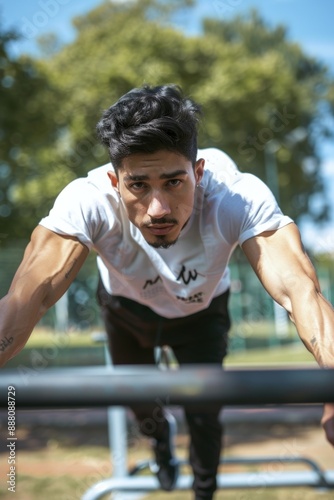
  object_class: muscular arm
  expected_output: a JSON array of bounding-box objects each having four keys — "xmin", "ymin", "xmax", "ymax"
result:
[
  {"xmin": 0, "ymin": 225, "xmax": 89, "ymax": 366},
  {"xmin": 242, "ymin": 223, "xmax": 334, "ymax": 368},
  {"xmin": 242, "ymin": 223, "xmax": 334, "ymax": 445}
]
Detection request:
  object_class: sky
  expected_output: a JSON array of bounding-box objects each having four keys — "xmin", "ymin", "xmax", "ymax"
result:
[{"xmin": 1, "ymin": 0, "xmax": 334, "ymax": 252}]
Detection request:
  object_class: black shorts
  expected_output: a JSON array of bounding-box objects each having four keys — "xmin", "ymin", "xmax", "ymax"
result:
[{"xmin": 97, "ymin": 279, "xmax": 231, "ymax": 366}]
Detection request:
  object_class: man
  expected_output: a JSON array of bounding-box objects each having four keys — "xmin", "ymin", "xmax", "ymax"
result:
[{"xmin": 1, "ymin": 84, "xmax": 333, "ymax": 500}]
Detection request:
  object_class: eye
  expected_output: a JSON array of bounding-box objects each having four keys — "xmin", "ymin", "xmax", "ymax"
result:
[
  {"xmin": 167, "ymin": 179, "xmax": 182, "ymax": 187},
  {"xmin": 129, "ymin": 182, "xmax": 147, "ymax": 191}
]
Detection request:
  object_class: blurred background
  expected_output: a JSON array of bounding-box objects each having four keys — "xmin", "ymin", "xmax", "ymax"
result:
[
  {"xmin": 1, "ymin": 2, "xmax": 334, "ymax": 498},
  {"xmin": 1, "ymin": 0, "xmax": 333, "ymax": 351}
]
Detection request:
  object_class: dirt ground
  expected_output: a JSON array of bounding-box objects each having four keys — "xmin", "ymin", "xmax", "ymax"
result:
[{"xmin": 1, "ymin": 406, "xmax": 334, "ymax": 499}]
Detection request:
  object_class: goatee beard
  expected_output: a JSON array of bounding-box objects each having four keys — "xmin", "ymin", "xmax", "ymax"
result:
[{"xmin": 148, "ymin": 237, "xmax": 178, "ymax": 249}]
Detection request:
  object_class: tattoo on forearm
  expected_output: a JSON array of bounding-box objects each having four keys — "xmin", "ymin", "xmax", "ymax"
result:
[
  {"xmin": 310, "ymin": 335, "xmax": 327, "ymax": 367},
  {"xmin": 65, "ymin": 260, "xmax": 77, "ymax": 279},
  {"xmin": 0, "ymin": 336, "xmax": 14, "ymax": 352}
]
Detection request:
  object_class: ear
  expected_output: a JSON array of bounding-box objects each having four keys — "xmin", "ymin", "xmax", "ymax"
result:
[
  {"xmin": 195, "ymin": 158, "xmax": 205, "ymax": 185},
  {"xmin": 107, "ymin": 170, "xmax": 119, "ymax": 192}
]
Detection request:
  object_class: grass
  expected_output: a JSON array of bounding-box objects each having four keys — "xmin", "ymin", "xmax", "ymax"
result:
[
  {"xmin": 1, "ymin": 444, "xmax": 333, "ymax": 500},
  {"xmin": 27, "ymin": 319, "xmax": 297, "ymax": 348},
  {"xmin": 225, "ymin": 343, "xmax": 317, "ymax": 366},
  {"xmin": 23, "ymin": 323, "xmax": 317, "ymax": 367},
  {"xmin": 1, "ymin": 431, "xmax": 333, "ymax": 500},
  {"xmin": 0, "ymin": 475, "xmax": 82, "ymax": 500},
  {"xmin": 24, "ymin": 328, "xmax": 101, "ymax": 348}
]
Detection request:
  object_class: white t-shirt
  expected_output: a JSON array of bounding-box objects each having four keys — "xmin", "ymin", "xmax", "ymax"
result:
[{"xmin": 39, "ymin": 148, "xmax": 293, "ymax": 318}]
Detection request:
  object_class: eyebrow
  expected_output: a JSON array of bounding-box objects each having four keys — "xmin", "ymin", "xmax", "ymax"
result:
[{"xmin": 123, "ymin": 169, "xmax": 189, "ymax": 182}]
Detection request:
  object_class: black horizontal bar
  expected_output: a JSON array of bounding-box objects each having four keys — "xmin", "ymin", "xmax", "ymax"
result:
[{"xmin": 1, "ymin": 366, "xmax": 333, "ymax": 408}]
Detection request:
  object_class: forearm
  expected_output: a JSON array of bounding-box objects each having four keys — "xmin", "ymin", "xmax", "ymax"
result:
[
  {"xmin": 0, "ymin": 292, "xmax": 46, "ymax": 367},
  {"xmin": 289, "ymin": 290, "xmax": 334, "ymax": 368}
]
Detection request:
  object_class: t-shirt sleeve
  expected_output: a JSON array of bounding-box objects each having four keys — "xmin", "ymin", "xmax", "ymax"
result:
[
  {"xmin": 39, "ymin": 178, "xmax": 115, "ymax": 250},
  {"xmin": 219, "ymin": 173, "xmax": 293, "ymax": 246}
]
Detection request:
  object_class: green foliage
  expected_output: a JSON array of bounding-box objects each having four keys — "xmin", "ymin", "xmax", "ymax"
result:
[
  {"xmin": 200, "ymin": 11, "xmax": 333, "ymax": 222},
  {"xmin": 1, "ymin": 1, "xmax": 334, "ymax": 240},
  {"xmin": 0, "ymin": 22, "xmax": 62, "ymax": 240}
]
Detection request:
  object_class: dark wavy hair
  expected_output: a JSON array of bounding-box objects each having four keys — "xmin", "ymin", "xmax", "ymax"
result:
[{"xmin": 96, "ymin": 84, "xmax": 201, "ymax": 171}]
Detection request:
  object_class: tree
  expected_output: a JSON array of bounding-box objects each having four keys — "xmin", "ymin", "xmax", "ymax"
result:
[
  {"xmin": 3, "ymin": 1, "xmax": 334, "ymax": 237},
  {"xmin": 0, "ymin": 21, "xmax": 60, "ymax": 240},
  {"xmin": 199, "ymin": 11, "xmax": 334, "ymax": 223}
]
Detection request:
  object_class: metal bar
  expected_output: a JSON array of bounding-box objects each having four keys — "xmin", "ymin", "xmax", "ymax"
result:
[
  {"xmin": 81, "ymin": 471, "xmax": 334, "ymax": 500},
  {"xmin": 1, "ymin": 366, "xmax": 333, "ymax": 408},
  {"xmin": 129, "ymin": 456, "xmax": 329, "ymax": 484}
]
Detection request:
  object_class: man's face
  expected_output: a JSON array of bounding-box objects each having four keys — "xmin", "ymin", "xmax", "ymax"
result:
[{"xmin": 108, "ymin": 150, "xmax": 204, "ymax": 249}]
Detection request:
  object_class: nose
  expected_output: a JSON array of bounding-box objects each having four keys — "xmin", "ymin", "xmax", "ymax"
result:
[{"xmin": 147, "ymin": 191, "xmax": 171, "ymax": 219}]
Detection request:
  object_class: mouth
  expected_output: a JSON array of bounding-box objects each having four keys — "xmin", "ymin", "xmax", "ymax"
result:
[
  {"xmin": 143, "ymin": 217, "xmax": 178, "ymax": 237},
  {"xmin": 146, "ymin": 224, "xmax": 175, "ymax": 236}
]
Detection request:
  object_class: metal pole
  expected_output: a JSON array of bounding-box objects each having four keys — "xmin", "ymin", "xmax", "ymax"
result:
[
  {"xmin": 54, "ymin": 290, "xmax": 69, "ymax": 333},
  {"xmin": 264, "ymin": 142, "xmax": 290, "ymax": 341},
  {"xmin": 104, "ymin": 344, "xmax": 128, "ymax": 479},
  {"xmin": 1, "ymin": 366, "xmax": 334, "ymax": 407}
]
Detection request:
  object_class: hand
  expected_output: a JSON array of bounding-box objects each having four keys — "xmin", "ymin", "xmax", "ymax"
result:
[{"xmin": 321, "ymin": 403, "xmax": 334, "ymax": 446}]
